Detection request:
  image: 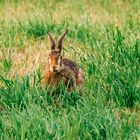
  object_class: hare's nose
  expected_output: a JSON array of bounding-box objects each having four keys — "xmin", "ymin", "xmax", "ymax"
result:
[{"xmin": 52, "ymin": 66, "xmax": 58, "ymax": 71}]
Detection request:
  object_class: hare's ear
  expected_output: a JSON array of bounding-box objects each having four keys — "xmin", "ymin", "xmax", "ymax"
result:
[
  {"xmin": 48, "ymin": 32, "xmax": 55, "ymax": 52},
  {"xmin": 58, "ymin": 30, "xmax": 67, "ymax": 52}
]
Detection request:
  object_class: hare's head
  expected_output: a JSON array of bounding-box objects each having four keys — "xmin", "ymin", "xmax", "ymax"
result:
[{"xmin": 48, "ymin": 31, "xmax": 67, "ymax": 72}]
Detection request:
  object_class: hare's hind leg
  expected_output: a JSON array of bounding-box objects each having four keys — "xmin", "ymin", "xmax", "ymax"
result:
[
  {"xmin": 77, "ymin": 69, "xmax": 84, "ymax": 86},
  {"xmin": 76, "ymin": 69, "xmax": 84, "ymax": 94}
]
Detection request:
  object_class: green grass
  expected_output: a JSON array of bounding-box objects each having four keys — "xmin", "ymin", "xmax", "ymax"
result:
[{"xmin": 0, "ymin": 0, "xmax": 140, "ymax": 139}]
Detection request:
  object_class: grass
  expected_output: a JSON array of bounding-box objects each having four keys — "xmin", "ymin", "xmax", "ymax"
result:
[{"xmin": 0, "ymin": 0, "xmax": 140, "ymax": 139}]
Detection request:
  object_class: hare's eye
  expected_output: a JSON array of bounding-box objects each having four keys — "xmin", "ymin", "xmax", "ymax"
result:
[{"xmin": 48, "ymin": 57, "xmax": 50, "ymax": 61}]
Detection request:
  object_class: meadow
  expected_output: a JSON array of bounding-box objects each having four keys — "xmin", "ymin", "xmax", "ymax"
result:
[{"xmin": 0, "ymin": 0, "xmax": 140, "ymax": 139}]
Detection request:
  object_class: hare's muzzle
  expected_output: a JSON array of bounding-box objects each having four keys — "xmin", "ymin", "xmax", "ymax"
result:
[{"xmin": 50, "ymin": 65, "xmax": 60, "ymax": 72}]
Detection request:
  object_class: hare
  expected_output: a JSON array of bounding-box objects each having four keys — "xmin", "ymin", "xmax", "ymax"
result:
[{"xmin": 43, "ymin": 31, "xmax": 84, "ymax": 93}]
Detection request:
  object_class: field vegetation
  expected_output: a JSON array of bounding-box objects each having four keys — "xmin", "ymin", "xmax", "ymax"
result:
[{"xmin": 0, "ymin": 0, "xmax": 140, "ymax": 139}]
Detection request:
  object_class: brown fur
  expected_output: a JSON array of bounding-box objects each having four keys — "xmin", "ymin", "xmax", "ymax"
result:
[{"xmin": 43, "ymin": 31, "xmax": 84, "ymax": 93}]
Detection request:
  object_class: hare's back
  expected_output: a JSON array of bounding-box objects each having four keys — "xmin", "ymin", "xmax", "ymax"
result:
[{"xmin": 61, "ymin": 58, "xmax": 79, "ymax": 71}]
